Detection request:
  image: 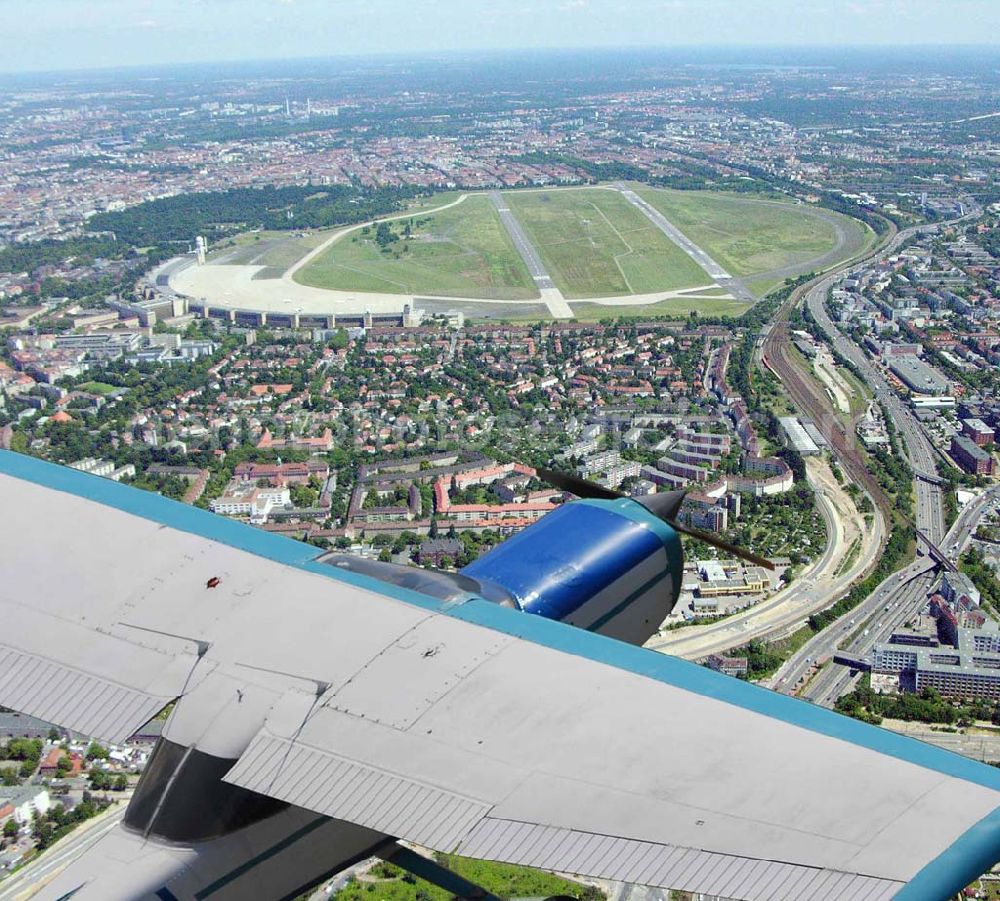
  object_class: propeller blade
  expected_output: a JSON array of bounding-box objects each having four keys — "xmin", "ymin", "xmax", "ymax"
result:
[
  {"xmin": 667, "ymin": 520, "xmax": 775, "ymax": 570},
  {"xmin": 637, "ymin": 489, "xmax": 687, "ymax": 522},
  {"xmin": 535, "ymin": 467, "xmax": 623, "ymax": 501},
  {"xmin": 536, "ymin": 466, "xmax": 774, "ymax": 570}
]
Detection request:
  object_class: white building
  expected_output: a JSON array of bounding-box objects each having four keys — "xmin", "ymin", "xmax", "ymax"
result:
[
  {"xmin": 0, "ymin": 786, "xmax": 51, "ymax": 826},
  {"xmin": 210, "ymin": 486, "xmax": 291, "ymax": 524}
]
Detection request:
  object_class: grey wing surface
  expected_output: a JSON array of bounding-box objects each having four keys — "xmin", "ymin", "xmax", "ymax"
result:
[{"xmin": 2, "ymin": 451, "xmax": 999, "ymax": 900}]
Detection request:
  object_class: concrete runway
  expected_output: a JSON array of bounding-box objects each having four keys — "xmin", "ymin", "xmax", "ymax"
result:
[{"xmin": 170, "ymin": 185, "xmax": 873, "ymax": 324}]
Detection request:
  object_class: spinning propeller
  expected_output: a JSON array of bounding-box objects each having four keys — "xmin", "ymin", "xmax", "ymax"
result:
[{"xmin": 537, "ymin": 467, "xmax": 775, "ymax": 570}]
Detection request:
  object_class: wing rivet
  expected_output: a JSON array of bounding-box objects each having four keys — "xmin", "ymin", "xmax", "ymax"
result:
[{"xmin": 206, "ymin": 577, "xmax": 221, "ymax": 589}]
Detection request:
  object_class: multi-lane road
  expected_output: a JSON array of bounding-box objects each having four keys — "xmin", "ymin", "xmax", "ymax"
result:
[
  {"xmin": 651, "ymin": 459, "xmax": 883, "ymax": 659},
  {"xmin": 0, "ymin": 805, "xmax": 126, "ymax": 901},
  {"xmin": 804, "ymin": 277, "xmax": 946, "ymax": 543},
  {"xmin": 680, "ymin": 201, "xmax": 979, "ymax": 674},
  {"xmin": 790, "ymin": 566, "xmax": 937, "ymax": 706},
  {"xmin": 773, "ymin": 484, "xmax": 1000, "ymax": 705}
]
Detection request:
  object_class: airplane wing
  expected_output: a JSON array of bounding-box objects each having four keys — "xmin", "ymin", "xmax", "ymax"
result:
[{"xmin": 2, "ymin": 449, "xmax": 999, "ymax": 900}]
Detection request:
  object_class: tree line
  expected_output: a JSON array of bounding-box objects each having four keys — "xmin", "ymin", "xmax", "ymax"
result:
[{"xmin": 85, "ymin": 183, "xmax": 428, "ymax": 247}]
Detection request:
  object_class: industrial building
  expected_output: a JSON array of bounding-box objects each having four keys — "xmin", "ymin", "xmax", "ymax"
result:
[
  {"xmin": 778, "ymin": 416, "xmax": 820, "ymax": 456},
  {"xmin": 693, "ymin": 560, "xmax": 769, "ymax": 598},
  {"xmin": 888, "ymin": 356, "xmax": 951, "ymax": 396}
]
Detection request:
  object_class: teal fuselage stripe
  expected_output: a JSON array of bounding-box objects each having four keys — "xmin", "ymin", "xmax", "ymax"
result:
[
  {"xmin": 193, "ymin": 816, "xmax": 328, "ymax": 899},
  {"xmin": 5, "ymin": 448, "xmax": 1000, "ymax": 813},
  {"xmin": 893, "ymin": 806, "xmax": 1000, "ymax": 899}
]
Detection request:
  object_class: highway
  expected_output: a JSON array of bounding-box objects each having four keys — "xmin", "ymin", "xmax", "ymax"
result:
[
  {"xmin": 792, "ymin": 566, "xmax": 937, "ymax": 706},
  {"xmin": 772, "ymin": 484, "xmax": 1000, "ymax": 705},
  {"xmin": 0, "ymin": 806, "xmax": 126, "ymax": 901},
  {"xmin": 691, "ymin": 201, "xmax": 979, "ymax": 680},
  {"xmin": 764, "ymin": 210, "xmax": 993, "ymax": 704},
  {"xmin": 876, "ymin": 722, "xmax": 1000, "ymax": 762},
  {"xmin": 804, "ymin": 278, "xmax": 946, "ymax": 544},
  {"xmin": 650, "ymin": 458, "xmax": 883, "ymax": 659}
]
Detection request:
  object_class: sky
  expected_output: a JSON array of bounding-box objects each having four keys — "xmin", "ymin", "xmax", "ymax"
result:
[{"xmin": 3, "ymin": 0, "xmax": 1000, "ymax": 74}]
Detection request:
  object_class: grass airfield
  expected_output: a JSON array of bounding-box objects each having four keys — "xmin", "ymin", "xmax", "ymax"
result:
[
  {"xmin": 294, "ymin": 194, "xmax": 537, "ymax": 300},
  {"xmin": 504, "ymin": 188, "xmax": 712, "ymax": 298},
  {"xmin": 633, "ymin": 186, "xmax": 873, "ymax": 283},
  {"xmin": 176, "ymin": 185, "xmax": 872, "ymax": 322}
]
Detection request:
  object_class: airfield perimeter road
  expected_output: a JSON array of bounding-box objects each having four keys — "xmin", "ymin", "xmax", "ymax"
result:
[{"xmin": 487, "ymin": 191, "xmax": 574, "ymax": 319}]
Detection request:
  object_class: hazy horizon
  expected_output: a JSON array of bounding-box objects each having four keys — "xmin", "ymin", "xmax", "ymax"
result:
[{"xmin": 4, "ymin": 0, "xmax": 1000, "ymax": 75}]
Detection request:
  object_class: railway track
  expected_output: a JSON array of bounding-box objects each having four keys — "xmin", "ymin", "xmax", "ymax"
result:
[
  {"xmin": 760, "ymin": 216, "xmax": 900, "ymax": 527},
  {"xmin": 766, "ymin": 315, "xmax": 892, "ymax": 523}
]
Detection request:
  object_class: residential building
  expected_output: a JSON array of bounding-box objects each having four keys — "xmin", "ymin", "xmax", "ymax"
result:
[{"xmin": 951, "ymin": 434, "xmax": 996, "ymax": 476}]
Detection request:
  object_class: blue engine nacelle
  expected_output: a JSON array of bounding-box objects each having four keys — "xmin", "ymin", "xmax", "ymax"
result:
[{"xmin": 461, "ymin": 497, "xmax": 683, "ymax": 646}]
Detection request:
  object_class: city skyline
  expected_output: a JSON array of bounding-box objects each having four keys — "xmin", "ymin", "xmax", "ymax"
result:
[{"xmin": 3, "ymin": 0, "xmax": 1000, "ymax": 74}]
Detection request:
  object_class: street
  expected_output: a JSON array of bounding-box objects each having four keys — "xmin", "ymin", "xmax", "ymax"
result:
[
  {"xmin": 0, "ymin": 805, "xmax": 126, "ymax": 901},
  {"xmin": 651, "ymin": 457, "xmax": 883, "ymax": 659}
]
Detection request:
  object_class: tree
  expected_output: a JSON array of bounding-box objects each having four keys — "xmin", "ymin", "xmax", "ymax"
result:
[
  {"xmin": 3, "ymin": 818, "xmax": 18, "ymax": 839},
  {"xmin": 85, "ymin": 742, "xmax": 108, "ymax": 761},
  {"xmin": 113, "ymin": 774, "xmax": 128, "ymax": 791},
  {"xmin": 290, "ymin": 482, "xmax": 318, "ymax": 508}
]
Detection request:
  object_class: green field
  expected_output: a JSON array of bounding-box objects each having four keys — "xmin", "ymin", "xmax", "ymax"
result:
[
  {"xmin": 334, "ymin": 855, "xmax": 601, "ymax": 901},
  {"xmin": 294, "ymin": 194, "xmax": 537, "ymax": 299},
  {"xmin": 505, "ymin": 188, "xmax": 712, "ymax": 299},
  {"xmin": 634, "ymin": 187, "xmax": 872, "ymax": 280},
  {"xmin": 78, "ymin": 381, "xmax": 120, "ymax": 395},
  {"xmin": 277, "ymin": 186, "xmax": 871, "ymax": 306}
]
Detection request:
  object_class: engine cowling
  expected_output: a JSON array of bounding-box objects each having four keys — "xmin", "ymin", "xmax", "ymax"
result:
[{"xmin": 461, "ymin": 497, "xmax": 683, "ymax": 646}]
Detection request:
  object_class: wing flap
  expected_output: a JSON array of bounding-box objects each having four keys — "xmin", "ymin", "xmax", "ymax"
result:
[
  {"xmin": 223, "ymin": 629, "xmax": 1000, "ymax": 897},
  {"xmin": 454, "ymin": 821, "xmax": 900, "ymax": 899},
  {"xmin": 0, "ymin": 597, "xmax": 198, "ymax": 743},
  {"xmin": 0, "ymin": 642, "xmax": 182, "ymax": 743},
  {"xmin": 226, "ymin": 730, "xmax": 490, "ymax": 851}
]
